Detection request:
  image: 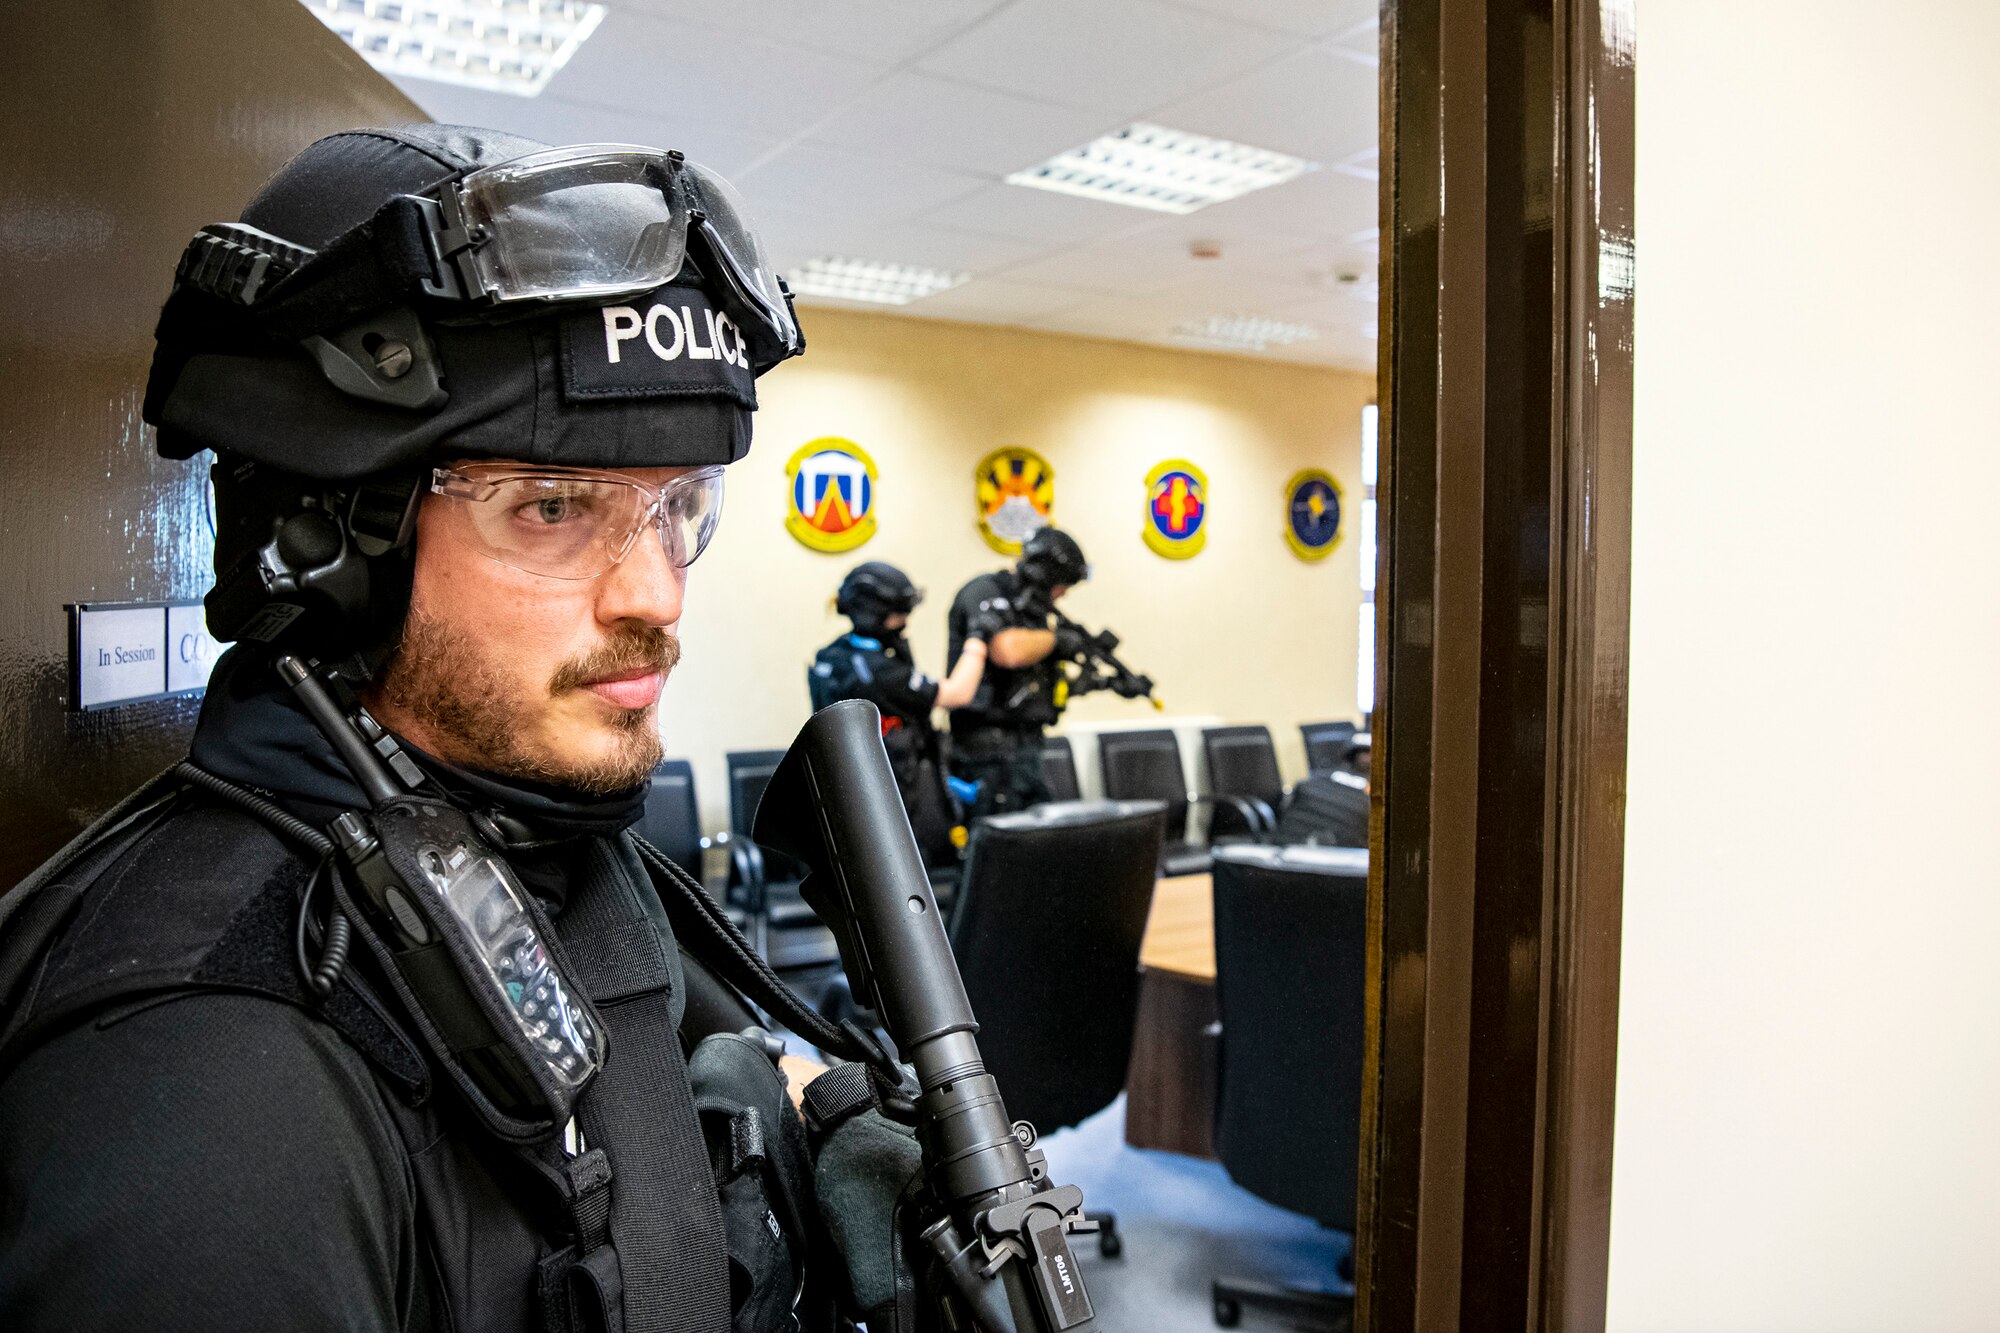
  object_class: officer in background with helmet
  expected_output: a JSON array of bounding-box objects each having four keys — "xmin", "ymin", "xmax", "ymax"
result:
[
  {"xmin": 943, "ymin": 526, "xmax": 1092, "ymax": 819},
  {"xmin": 0, "ymin": 125, "xmax": 845, "ymax": 1333},
  {"xmin": 809, "ymin": 562, "xmax": 990, "ymax": 870}
]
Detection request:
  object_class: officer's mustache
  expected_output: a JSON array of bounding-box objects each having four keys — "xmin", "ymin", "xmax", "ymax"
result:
[{"xmin": 547, "ymin": 625, "xmax": 681, "ymax": 698}]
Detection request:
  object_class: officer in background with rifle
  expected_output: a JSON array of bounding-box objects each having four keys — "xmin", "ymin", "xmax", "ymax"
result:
[
  {"xmin": 944, "ymin": 527, "xmax": 1157, "ymax": 819},
  {"xmin": 809, "ymin": 561, "xmax": 989, "ymax": 870}
]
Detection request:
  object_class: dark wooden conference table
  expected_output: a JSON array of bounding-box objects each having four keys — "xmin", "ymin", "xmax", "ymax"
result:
[
  {"xmin": 1123, "ymin": 873, "xmax": 1219, "ymax": 1159},
  {"xmin": 785, "ymin": 872, "xmax": 1221, "ymax": 1157}
]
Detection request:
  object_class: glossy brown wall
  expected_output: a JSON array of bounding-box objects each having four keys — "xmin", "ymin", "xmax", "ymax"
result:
[{"xmin": 0, "ymin": 1, "xmax": 421, "ymax": 889}]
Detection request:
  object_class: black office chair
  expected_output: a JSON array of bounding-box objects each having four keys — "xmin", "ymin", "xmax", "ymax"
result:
[
  {"xmin": 1209, "ymin": 845, "xmax": 1368, "ymax": 1330},
  {"xmin": 724, "ymin": 748, "xmax": 839, "ymax": 973},
  {"xmin": 1041, "ymin": 734, "xmax": 1081, "ymax": 803},
  {"xmin": 1200, "ymin": 725, "xmax": 1289, "ymax": 838},
  {"xmin": 1299, "ymin": 721, "xmax": 1359, "ymax": 777},
  {"xmin": 950, "ymin": 798, "xmax": 1168, "ymax": 1259},
  {"xmin": 1096, "ymin": 729, "xmax": 1266, "ymax": 877},
  {"xmin": 634, "ymin": 759, "xmax": 736, "ymax": 915}
]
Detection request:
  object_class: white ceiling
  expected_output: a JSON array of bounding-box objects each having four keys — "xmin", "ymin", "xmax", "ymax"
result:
[{"xmin": 387, "ymin": 0, "xmax": 1380, "ymax": 371}]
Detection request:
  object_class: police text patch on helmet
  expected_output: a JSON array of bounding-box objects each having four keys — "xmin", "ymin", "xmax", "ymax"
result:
[{"xmin": 560, "ymin": 284, "xmax": 758, "ymax": 409}]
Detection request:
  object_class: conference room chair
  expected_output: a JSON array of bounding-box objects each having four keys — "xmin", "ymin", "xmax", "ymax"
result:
[
  {"xmin": 1209, "ymin": 844, "xmax": 1369, "ymax": 1330},
  {"xmin": 724, "ymin": 748, "xmax": 840, "ymax": 974},
  {"xmin": 634, "ymin": 759, "xmax": 738, "ymax": 915},
  {"xmin": 1199, "ymin": 725, "xmax": 1290, "ymax": 838},
  {"xmin": 1298, "ymin": 721, "xmax": 1359, "ymax": 776},
  {"xmin": 1041, "ymin": 733, "xmax": 1081, "ymax": 802},
  {"xmin": 1096, "ymin": 729, "xmax": 1266, "ymax": 877},
  {"xmin": 949, "ymin": 798, "xmax": 1169, "ymax": 1258}
]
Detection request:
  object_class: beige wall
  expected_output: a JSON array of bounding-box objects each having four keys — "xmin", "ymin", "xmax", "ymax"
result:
[
  {"xmin": 1609, "ymin": 2, "xmax": 2000, "ymax": 1329},
  {"xmin": 658, "ymin": 307, "xmax": 1370, "ymax": 831}
]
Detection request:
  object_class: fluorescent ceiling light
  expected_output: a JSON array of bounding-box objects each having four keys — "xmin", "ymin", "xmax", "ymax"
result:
[
  {"xmin": 790, "ymin": 257, "xmax": 969, "ymax": 307},
  {"xmin": 298, "ymin": 0, "xmax": 606, "ymax": 98},
  {"xmin": 1006, "ymin": 122, "xmax": 1316, "ymax": 214},
  {"xmin": 1170, "ymin": 313, "xmax": 1322, "ymax": 352}
]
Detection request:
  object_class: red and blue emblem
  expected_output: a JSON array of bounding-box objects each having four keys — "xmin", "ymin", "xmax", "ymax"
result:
[{"xmin": 1143, "ymin": 459, "xmax": 1208, "ymax": 559}]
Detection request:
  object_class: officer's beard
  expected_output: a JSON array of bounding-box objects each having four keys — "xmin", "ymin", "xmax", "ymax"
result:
[{"xmin": 375, "ymin": 606, "xmax": 677, "ymax": 795}]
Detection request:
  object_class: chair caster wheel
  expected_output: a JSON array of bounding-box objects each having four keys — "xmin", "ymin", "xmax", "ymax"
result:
[
  {"xmin": 1099, "ymin": 1229, "xmax": 1123, "ymax": 1259},
  {"xmin": 1214, "ymin": 1295, "xmax": 1242, "ymax": 1327}
]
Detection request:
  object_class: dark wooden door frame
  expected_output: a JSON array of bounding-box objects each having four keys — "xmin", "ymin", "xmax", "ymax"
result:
[{"xmin": 1358, "ymin": 0, "xmax": 1633, "ymax": 1328}]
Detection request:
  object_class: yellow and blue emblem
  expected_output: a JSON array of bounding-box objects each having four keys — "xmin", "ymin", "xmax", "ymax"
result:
[
  {"xmin": 1143, "ymin": 459, "xmax": 1208, "ymax": 559},
  {"xmin": 1284, "ymin": 469, "xmax": 1344, "ymax": 561},
  {"xmin": 975, "ymin": 447, "xmax": 1056, "ymax": 556},
  {"xmin": 785, "ymin": 437, "xmax": 878, "ymax": 553}
]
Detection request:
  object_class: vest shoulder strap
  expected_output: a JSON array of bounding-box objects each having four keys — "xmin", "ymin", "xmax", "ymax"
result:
[
  {"xmin": 0, "ymin": 767, "xmax": 187, "ymax": 1047},
  {"xmin": 0, "ymin": 776, "xmax": 428, "ymax": 1101}
]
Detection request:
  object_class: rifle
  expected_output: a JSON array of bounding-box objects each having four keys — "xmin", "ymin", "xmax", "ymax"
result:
[
  {"xmin": 1049, "ymin": 607, "xmax": 1161, "ymax": 709},
  {"xmin": 756, "ymin": 702, "xmax": 1103, "ymax": 1332}
]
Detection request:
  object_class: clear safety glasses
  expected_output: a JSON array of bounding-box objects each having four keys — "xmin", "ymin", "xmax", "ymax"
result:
[
  {"xmin": 419, "ymin": 145, "xmax": 801, "ymax": 364},
  {"xmin": 430, "ymin": 464, "xmax": 725, "ymax": 581}
]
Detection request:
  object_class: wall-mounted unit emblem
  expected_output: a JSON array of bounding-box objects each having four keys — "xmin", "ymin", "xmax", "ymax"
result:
[
  {"xmin": 975, "ymin": 447, "xmax": 1056, "ymax": 556},
  {"xmin": 1284, "ymin": 468, "xmax": 1344, "ymax": 561},
  {"xmin": 785, "ymin": 437, "xmax": 878, "ymax": 553},
  {"xmin": 1143, "ymin": 459, "xmax": 1208, "ymax": 559}
]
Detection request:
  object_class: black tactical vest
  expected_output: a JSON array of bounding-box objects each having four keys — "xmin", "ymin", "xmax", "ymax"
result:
[{"xmin": 0, "ymin": 783, "xmax": 822, "ymax": 1333}]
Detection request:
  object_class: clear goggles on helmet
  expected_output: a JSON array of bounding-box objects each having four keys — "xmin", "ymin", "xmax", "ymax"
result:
[
  {"xmin": 173, "ymin": 143, "xmax": 801, "ymax": 370},
  {"xmin": 412, "ymin": 145, "xmax": 801, "ymax": 366},
  {"xmin": 430, "ymin": 463, "xmax": 725, "ymax": 581}
]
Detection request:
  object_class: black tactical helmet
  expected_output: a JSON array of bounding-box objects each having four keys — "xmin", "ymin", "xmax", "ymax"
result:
[
  {"xmin": 148, "ymin": 124, "xmax": 803, "ymax": 660},
  {"xmin": 836, "ymin": 561, "xmax": 921, "ymax": 632},
  {"xmin": 1017, "ymin": 527, "xmax": 1089, "ymax": 591}
]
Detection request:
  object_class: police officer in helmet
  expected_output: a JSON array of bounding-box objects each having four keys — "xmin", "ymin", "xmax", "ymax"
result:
[
  {"xmin": 944, "ymin": 526, "xmax": 1091, "ymax": 819},
  {"xmin": 810, "ymin": 562, "xmax": 988, "ymax": 869},
  {"xmin": 0, "ymin": 125, "xmax": 840, "ymax": 1332}
]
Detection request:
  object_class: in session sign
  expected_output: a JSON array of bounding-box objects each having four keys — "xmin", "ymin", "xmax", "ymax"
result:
[{"xmin": 68, "ymin": 601, "xmax": 223, "ymax": 711}]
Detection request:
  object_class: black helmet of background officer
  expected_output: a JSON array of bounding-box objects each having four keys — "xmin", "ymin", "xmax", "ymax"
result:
[
  {"xmin": 1016, "ymin": 526, "xmax": 1089, "ymax": 599},
  {"xmin": 836, "ymin": 561, "xmax": 921, "ymax": 639},
  {"xmin": 147, "ymin": 124, "xmax": 802, "ymax": 791}
]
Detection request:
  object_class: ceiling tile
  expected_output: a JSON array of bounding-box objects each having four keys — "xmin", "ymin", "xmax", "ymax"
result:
[
  {"xmin": 762, "ymin": 215, "xmax": 1046, "ymax": 276},
  {"xmin": 387, "ymin": 79, "xmax": 782, "ymax": 176},
  {"xmin": 1148, "ymin": 41, "xmax": 1377, "ymax": 164},
  {"xmin": 915, "ymin": 0, "xmax": 1298, "ymax": 118},
  {"xmin": 996, "ymin": 223, "xmax": 1315, "ymax": 299},
  {"xmin": 1264, "ymin": 278, "xmax": 1379, "ymax": 318},
  {"xmin": 1189, "ymin": 167, "xmax": 1379, "ymax": 244},
  {"xmin": 917, "ymin": 181, "xmax": 1169, "ymax": 248},
  {"xmin": 874, "ymin": 277, "xmax": 1097, "ymax": 323},
  {"xmin": 612, "ymin": 0, "xmax": 1011, "ymax": 67},
  {"xmin": 546, "ymin": 9, "xmax": 893, "ymax": 143},
  {"xmin": 1158, "ymin": 0, "xmax": 1377, "ymax": 40},
  {"xmin": 1327, "ymin": 15, "xmax": 1382, "ymax": 61},
  {"xmin": 736, "ymin": 143, "xmax": 988, "ymax": 231},
  {"xmin": 1026, "ymin": 292, "xmax": 1206, "ymax": 340},
  {"xmin": 805, "ymin": 72, "xmax": 1115, "ymax": 176}
]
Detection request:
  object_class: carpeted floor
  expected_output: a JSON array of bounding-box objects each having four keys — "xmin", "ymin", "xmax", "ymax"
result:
[{"xmin": 1037, "ymin": 1094, "xmax": 1350, "ymax": 1331}]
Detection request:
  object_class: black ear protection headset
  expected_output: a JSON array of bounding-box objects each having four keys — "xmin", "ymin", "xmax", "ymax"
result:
[{"xmin": 204, "ymin": 455, "xmax": 426, "ymax": 665}]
